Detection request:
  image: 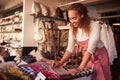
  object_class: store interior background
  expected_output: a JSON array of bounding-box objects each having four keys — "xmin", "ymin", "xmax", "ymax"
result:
[{"xmin": 0, "ymin": 0, "xmax": 120, "ymax": 80}]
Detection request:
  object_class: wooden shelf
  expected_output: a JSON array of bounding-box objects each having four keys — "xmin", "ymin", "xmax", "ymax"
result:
[
  {"xmin": 0, "ymin": 22, "xmax": 22, "ymax": 26},
  {"xmin": 30, "ymin": 13, "xmax": 68, "ymax": 59},
  {"xmin": 0, "ymin": 31, "xmax": 21, "ymax": 33},
  {"xmin": 30, "ymin": 13, "xmax": 67, "ymax": 22}
]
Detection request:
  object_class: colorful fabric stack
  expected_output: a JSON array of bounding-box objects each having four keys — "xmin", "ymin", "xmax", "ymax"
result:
[
  {"xmin": 7, "ymin": 67, "xmax": 32, "ymax": 80},
  {"xmin": 29, "ymin": 64, "xmax": 60, "ymax": 80},
  {"xmin": 19, "ymin": 66, "xmax": 37, "ymax": 78}
]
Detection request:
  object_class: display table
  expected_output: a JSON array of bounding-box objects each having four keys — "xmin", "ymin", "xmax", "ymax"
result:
[{"xmin": 52, "ymin": 65, "xmax": 93, "ymax": 80}]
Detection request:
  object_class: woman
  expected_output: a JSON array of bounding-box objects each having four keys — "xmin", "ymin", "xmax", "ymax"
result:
[{"xmin": 52, "ymin": 3, "xmax": 112, "ymax": 80}]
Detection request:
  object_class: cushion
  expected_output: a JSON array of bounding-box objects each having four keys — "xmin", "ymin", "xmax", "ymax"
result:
[
  {"xmin": 31, "ymin": 1, "xmax": 41, "ymax": 15},
  {"xmin": 40, "ymin": 3, "xmax": 49, "ymax": 16}
]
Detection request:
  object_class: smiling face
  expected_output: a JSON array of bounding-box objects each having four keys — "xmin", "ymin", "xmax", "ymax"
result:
[{"xmin": 68, "ymin": 10, "xmax": 83, "ymax": 28}]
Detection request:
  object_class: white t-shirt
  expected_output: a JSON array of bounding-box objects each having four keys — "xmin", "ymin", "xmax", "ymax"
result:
[{"xmin": 66, "ymin": 20, "xmax": 104, "ymax": 54}]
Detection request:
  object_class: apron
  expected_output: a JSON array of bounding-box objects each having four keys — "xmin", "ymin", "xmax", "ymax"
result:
[{"xmin": 76, "ymin": 39, "xmax": 112, "ymax": 80}]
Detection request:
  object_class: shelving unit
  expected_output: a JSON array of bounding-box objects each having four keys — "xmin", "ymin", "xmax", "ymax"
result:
[
  {"xmin": 30, "ymin": 13, "xmax": 67, "ymax": 23},
  {"xmin": 30, "ymin": 13, "xmax": 68, "ymax": 59},
  {"xmin": 0, "ymin": 12, "xmax": 23, "ymax": 56}
]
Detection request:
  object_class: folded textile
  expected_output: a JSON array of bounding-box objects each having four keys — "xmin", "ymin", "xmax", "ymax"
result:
[
  {"xmin": 3, "ymin": 72, "xmax": 22, "ymax": 80},
  {"xmin": 4, "ymin": 56, "xmax": 16, "ymax": 62},
  {"xmin": 21, "ymin": 55, "xmax": 36, "ymax": 63},
  {"xmin": 19, "ymin": 66, "xmax": 37, "ymax": 78},
  {"xmin": 0, "ymin": 72, "xmax": 11, "ymax": 80},
  {"xmin": 0, "ymin": 61, "xmax": 18, "ymax": 72},
  {"xmin": 29, "ymin": 64, "xmax": 60, "ymax": 79},
  {"xmin": 7, "ymin": 67, "xmax": 32, "ymax": 80}
]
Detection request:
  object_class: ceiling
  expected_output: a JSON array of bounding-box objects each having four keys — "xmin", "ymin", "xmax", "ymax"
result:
[
  {"xmin": 58, "ymin": 0, "xmax": 120, "ymax": 13},
  {"xmin": 0, "ymin": 0, "xmax": 119, "ymax": 25},
  {"xmin": 0, "ymin": 0, "xmax": 22, "ymax": 13},
  {"xmin": 0, "ymin": 0, "xmax": 120, "ymax": 14},
  {"xmin": 87, "ymin": 0, "xmax": 120, "ymax": 13}
]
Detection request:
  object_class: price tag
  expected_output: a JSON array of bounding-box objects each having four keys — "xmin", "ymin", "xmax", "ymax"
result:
[{"xmin": 35, "ymin": 72, "xmax": 46, "ymax": 80}]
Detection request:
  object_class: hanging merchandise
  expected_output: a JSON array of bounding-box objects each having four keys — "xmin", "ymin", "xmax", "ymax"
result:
[
  {"xmin": 34, "ymin": 19, "xmax": 46, "ymax": 43},
  {"xmin": 31, "ymin": 1, "xmax": 49, "ymax": 17},
  {"xmin": 31, "ymin": 1, "xmax": 41, "ymax": 16},
  {"xmin": 40, "ymin": 3, "xmax": 49, "ymax": 16},
  {"xmin": 31, "ymin": 1, "xmax": 67, "ymax": 60},
  {"xmin": 33, "ymin": 18, "xmax": 57, "ymax": 60},
  {"xmin": 100, "ymin": 22, "xmax": 118, "ymax": 65}
]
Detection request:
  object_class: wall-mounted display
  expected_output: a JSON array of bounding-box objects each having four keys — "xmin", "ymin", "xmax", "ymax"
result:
[{"xmin": 0, "ymin": 12, "xmax": 23, "ymax": 57}]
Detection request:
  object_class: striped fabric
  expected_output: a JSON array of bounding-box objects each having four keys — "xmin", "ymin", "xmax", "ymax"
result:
[
  {"xmin": 19, "ymin": 66, "xmax": 37, "ymax": 78},
  {"xmin": 63, "ymin": 65, "xmax": 94, "ymax": 77}
]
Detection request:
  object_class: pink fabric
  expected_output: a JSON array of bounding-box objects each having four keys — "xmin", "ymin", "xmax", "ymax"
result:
[
  {"xmin": 76, "ymin": 39, "xmax": 112, "ymax": 80},
  {"xmin": 29, "ymin": 64, "xmax": 60, "ymax": 79}
]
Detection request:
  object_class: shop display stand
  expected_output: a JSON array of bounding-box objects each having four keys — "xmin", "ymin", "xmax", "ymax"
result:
[
  {"xmin": 30, "ymin": 13, "xmax": 67, "ymax": 60},
  {"xmin": 0, "ymin": 13, "xmax": 23, "ymax": 56}
]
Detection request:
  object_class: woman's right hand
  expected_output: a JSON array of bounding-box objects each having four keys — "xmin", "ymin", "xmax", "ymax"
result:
[{"xmin": 52, "ymin": 60, "xmax": 63, "ymax": 68}]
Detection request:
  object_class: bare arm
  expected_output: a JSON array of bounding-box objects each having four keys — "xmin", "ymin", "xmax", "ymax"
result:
[
  {"xmin": 78, "ymin": 51, "xmax": 92, "ymax": 71},
  {"xmin": 68, "ymin": 51, "xmax": 92, "ymax": 73},
  {"xmin": 77, "ymin": 21, "xmax": 100, "ymax": 70},
  {"xmin": 60, "ymin": 50, "xmax": 73, "ymax": 64},
  {"xmin": 52, "ymin": 50, "xmax": 73, "ymax": 67}
]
